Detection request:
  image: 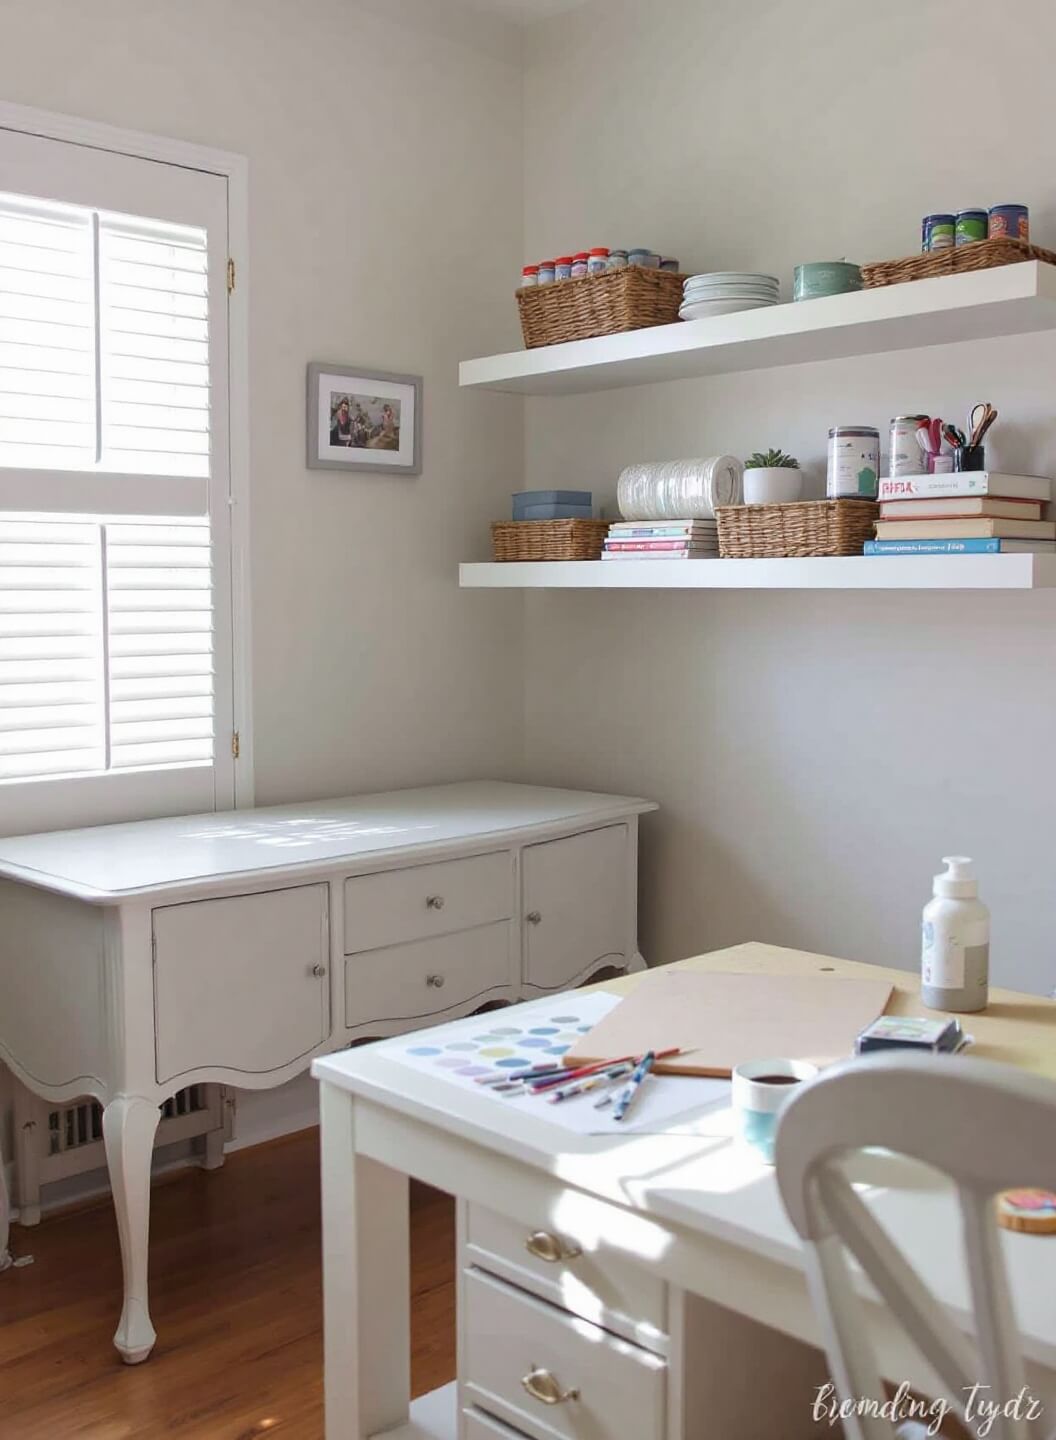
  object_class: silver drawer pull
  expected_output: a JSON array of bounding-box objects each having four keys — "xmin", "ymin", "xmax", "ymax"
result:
[
  {"xmin": 526, "ymin": 910, "xmax": 542, "ymax": 925},
  {"xmin": 426, "ymin": 973, "xmax": 445, "ymax": 988},
  {"xmin": 311, "ymin": 963, "xmax": 327, "ymax": 978},
  {"xmin": 521, "ymin": 1368, "xmax": 579, "ymax": 1406},
  {"xmin": 525, "ymin": 1230, "xmax": 581, "ymax": 1263},
  {"xmin": 425, "ymin": 894, "xmax": 445, "ymax": 910}
]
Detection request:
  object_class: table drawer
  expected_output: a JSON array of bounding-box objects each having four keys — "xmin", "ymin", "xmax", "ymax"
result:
[
  {"xmin": 345, "ymin": 921, "xmax": 512, "ymax": 1028},
  {"xmin": 464, "ymin": 1407, "xmax": 531, "ymax": 1440},
  {"xmin": 344, "ymin": 852, "xmax": 513, "ymax": 954},
  {"xmin": 462, "ymin": 1268, "xmax": 666, "ymax": 1440},
  {"xmin": 464, "ymin": 1203, "xmax": 667, "ymax": 1351}
]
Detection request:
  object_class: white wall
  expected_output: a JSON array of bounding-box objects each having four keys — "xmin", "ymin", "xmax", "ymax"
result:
[
  {"xmin": 520, "ymin": 0, "xmax": 1056, "ymax": 993},
  {"xmin": 0, "ymin": 0, "xmax": 528, "ymax": 1171},
  {"xmin": 0, "ymin": 0, "xmax": 527, "ymax": 809}
]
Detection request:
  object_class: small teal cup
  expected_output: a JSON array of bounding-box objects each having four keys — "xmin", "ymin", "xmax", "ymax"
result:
[{"xmin": 731, "ymin": 1057, "xmax": 819, "ymax": 1164}]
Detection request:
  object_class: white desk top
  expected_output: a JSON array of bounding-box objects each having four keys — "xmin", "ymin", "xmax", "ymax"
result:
[
  {"xmin": 313, "ymin": 971, "xmax": 1056, "ymax": 1375},
  {"xmin": 0, "ymin": 781, "xmax": 655, "ymax": 904}
]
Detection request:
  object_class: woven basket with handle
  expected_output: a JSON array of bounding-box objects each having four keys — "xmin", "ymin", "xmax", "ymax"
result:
[
  {"xmin": 862, "ymin": 236, "xmax": 1056, "ymax": 289},
  {"xmin": 491, "ymin": 519, "xmax": 610, "ymax": 562},
  {"xmin": 516, "ymin": 268, "xmax": 685, "ymax": 348},
  {"xmin": 716, "ymin": 500, "xmax": 878, "ymax": 558}
]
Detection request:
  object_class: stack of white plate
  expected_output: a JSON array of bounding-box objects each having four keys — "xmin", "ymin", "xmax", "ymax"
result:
[{"xmin": 679, "ymin": 272, "xmax": 780, "ymax": 321}]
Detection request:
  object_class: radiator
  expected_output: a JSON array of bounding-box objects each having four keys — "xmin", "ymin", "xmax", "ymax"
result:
[{"xmin": 11, "ymin": 1077, "xmax": 233, "ymax": 1226}]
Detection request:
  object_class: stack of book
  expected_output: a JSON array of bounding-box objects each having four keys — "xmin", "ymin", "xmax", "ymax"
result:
[
  {"xmin": 866, "ymin": 472, "xmax": 1054, "ymax": 555},
  {"xmin": 602, "ymin": 519, "xmax": 719, "ymax": 560}
]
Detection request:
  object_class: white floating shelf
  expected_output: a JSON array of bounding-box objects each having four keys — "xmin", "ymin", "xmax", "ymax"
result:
[
  {"xmin": 460, "ymin": 555, "xmax": 1056, "ymax": 591},
  {"xmin": 460, "ymin": 262, "xmax": 1056, "ymax": 395}
]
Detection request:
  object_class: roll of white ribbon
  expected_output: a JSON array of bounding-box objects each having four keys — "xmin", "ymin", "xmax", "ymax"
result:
[{"xmin": 616, "ymin": 456, "xmax": 744, "ymax": 520}]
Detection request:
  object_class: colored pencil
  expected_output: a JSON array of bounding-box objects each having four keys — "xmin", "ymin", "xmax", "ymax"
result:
[
  {"xmin": 528, "ymin": 1046, "xmax": 681, "ymax": 1093},
  {"xmin": 612, "ymin": 1051, "xmax": 657, "ymax": 1122},
  {"xmin": 546, "ymin": 1064, "xmax": 634, "ymax": 1104}
]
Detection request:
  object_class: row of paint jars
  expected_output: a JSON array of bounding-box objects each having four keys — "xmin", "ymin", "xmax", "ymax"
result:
[{"xmin": 520, "ymin": 248, "xmax": 680, "ymax": 288}]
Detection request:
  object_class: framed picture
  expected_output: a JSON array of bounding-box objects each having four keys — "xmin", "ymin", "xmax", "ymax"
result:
[{"xmin": 306, "ymin": 362, "xmax": 422, "ymax": 475}]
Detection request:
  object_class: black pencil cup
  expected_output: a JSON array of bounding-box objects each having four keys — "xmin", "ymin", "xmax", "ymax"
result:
[{"xmin": 953, "ymin": 445, "xmax": 985, "ymax": 472}]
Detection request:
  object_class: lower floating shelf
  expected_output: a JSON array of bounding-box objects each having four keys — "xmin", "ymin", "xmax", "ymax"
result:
[{"xmin": 460, "ymin": 555, "xmax": 1056, "ymax": 591}]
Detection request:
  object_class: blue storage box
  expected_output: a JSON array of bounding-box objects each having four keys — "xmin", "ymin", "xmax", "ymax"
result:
[
  {"xmin": 516, "ymin": 503, "xmax": 594, "ymax": 520},
  {"xmin": 513, "ymin": 489, "xmax": 592, "ymax": 520}
]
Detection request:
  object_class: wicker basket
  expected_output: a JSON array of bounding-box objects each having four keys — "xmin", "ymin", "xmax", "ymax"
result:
[
  {"xmin": 862, "ymin": 236, "xmax": 1056, "ymax": 289},
  {"xmin": 716, "ymin": 500, "xmax": 878, "ymax": 559},
  {"xmin": 491, "ymin": 519, "xmax": 610, "ymax": 562},
  {"xmin": 516, "ymin": 268, "xmax": 685, "ymax": 348}
]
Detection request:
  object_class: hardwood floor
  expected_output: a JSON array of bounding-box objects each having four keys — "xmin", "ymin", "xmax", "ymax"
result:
[{"xmin": 0, "ymin": 1129, "xmax": 456, "ymax": 1439}]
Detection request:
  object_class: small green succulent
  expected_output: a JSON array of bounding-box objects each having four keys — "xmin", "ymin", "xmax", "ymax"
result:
[{"xmin": 745, "ymin": 449, "xmax": 800, "ymax": 469}]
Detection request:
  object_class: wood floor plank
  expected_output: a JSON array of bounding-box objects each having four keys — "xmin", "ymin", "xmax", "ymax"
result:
[{"xmin": 0, "ymin": 1129, "xmax": 456, "ymax": 1438}]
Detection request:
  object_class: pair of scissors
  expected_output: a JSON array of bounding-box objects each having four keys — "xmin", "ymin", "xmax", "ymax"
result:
[{"xmin": 968, "ymin": 403, "xmax": 998, "ymax": 446}]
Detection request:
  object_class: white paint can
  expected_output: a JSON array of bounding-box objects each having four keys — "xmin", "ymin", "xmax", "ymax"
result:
[
  {"xmin": 827, "ymin": 426, "xmax": 880, "ymax": 499},
  {"xmin": 889, "ymin": 415, "xmax": 929, "ymax": 479}
]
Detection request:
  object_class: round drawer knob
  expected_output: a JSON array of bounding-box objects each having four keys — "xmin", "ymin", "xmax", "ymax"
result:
[
  {"xmin": 426, "ymin": 894, "xmax": 445, "ymax": 910},
  {"xmin": 311, "ymin": 963, "xmax": 327, "ymax": 978},
  {"xmin": 521, "ymin": 1368, "xmax": 579, "ymax": 1407},
  {"xmin": 526, "ymin": 910, "xmax": 542, "ymax": 925},
  {"xmin": 525, "ymin": 1230, "xmax": 581, "ymax": 1264},
  {"xmin": 426, "ymin": 973, "xmax": 445, "ymax": 988}
]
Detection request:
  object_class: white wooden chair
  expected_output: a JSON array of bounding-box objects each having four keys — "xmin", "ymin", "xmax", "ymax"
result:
[{"xmin": 775, "ymin": 1051, "xmax": 1056, "ymax": 1440}]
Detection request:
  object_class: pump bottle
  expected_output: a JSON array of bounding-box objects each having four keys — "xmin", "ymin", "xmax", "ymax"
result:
[{"xmin": 921, "ymin": 856, "xmax": 990, "ymax": 1013}]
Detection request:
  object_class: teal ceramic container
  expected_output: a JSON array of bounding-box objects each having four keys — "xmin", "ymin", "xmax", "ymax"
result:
[{"xmin": 793, "ymin": 261, "xmax": 863, "ymax": 302}]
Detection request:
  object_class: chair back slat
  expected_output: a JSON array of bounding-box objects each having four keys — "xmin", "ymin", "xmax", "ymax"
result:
[{"xmin": 959, "ymin": 1189, "xmax": 1031, "ymax": 1440}]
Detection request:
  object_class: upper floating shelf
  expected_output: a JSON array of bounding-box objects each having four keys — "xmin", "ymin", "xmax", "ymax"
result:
[{"xmin": 459, "ymin": 262, "xmax": 1056, "ymax": 395}]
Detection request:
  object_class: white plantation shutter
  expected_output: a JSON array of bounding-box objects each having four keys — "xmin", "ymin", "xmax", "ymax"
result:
[
  {"xmin": 0, "ymin": 198, "xmax": 96, "ymax": 471},
  {"xmin": 0, "ymin": 517, "xmax": 105, "ymax": 779},
  {"xmin": 106, "ymin": 521, "xmax": 214, "ymax": 770},
  {"xmin": 0, "ymin": 514, "xmax": 214, "ymax": 783},
  {"xmin": 0, "ymin": 124, "xmax": 238, "ymax": 829},
  {"xmin": 99, "ymin": 217, "xmax": 210, "ymax": 477}
]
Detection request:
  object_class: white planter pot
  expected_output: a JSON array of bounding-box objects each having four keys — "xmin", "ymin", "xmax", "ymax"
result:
[{"xmin": 743, "ymin": 466, "xmax": 803, "ymax": 504}]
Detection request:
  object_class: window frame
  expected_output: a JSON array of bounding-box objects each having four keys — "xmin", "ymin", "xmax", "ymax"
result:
[{"xmin": 0, "ymin": 101, "xmax": 253, "ymax": 822}]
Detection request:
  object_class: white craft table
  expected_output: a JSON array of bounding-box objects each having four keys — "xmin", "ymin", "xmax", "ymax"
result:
[
  {"xmin": 313, "ymin": 942, "xmax": 1056, "ymax": 1440},
  {"xmin": 0, "ymin": 780, "xmax": 654, "ymax": 1362}
]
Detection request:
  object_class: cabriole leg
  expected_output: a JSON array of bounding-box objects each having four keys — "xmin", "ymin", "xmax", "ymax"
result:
[{"xmin": 102, "ymin": 1095, "xmax": 160, "ymax": 1364}]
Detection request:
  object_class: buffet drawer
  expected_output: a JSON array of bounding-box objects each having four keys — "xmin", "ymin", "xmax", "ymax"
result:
[
  {"xmin": 345, "ymin": 922, "xmax": 512, "ymax": 1027},
  {"xmin": 344, "ymin": 852, "xmax": 513, "ymax": 954}
]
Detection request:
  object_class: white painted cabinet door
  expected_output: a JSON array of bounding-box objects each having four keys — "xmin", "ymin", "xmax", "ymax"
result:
[
  {"xmin": 153, "ymin": 884, "xmax": 330, "ymax": 1084},
  {"xmin": 521, "ymin": 824, "xmax": 629, "ymax": 991}
]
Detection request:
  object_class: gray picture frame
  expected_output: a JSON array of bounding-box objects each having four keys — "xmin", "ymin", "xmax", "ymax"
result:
[{"xmin": 306, "ymin": 361, "xmax": 423, "ymax": 475}]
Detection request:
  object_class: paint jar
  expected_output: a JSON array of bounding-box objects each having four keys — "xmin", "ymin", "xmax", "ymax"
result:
[
  {"xmin": 660, "ymin": 257, "xmax": 680, "ymax": 273},
  {"xmin": 922, "ymin": 214, "xmax": 955, "ymax": 252},
  {"xmin": 827, "ymin": 426, "xmax": 880, "ymax": 499},
  {"xmin": 643, "ymin": 252, "xmax": 661, "ymax": 269},
  {"xmin": 607, "ymin": 249, "xmax": 629, "ymax": 270},
  {"xmin": 628, "ymin": 248, "xmax": 652, "ymax": 267},
  {"xmin": 588, "ymin": 247, "xmax": 609, "ymax": 275},
  {"xmin": 989, "ymin": 204, "xmax": 1029, "ymax": 242},
  {"xmin": 571, "ymin": 251, "xmax": 589, "ymax": 279},
  {"xmin": 520, "ymin": 265, "xmax": 539, "ymax": 289},
  {"xmin": 554, "ymin": 256, "xmax": 573, "ymax": 282},
  {"xmin": 889, "ymin": 415, "xmax": 929, "ymax": 478},
  {"xmin": 537, "ymin": 261, "xmax": 555, "ymax": 286},
  {"xmin": 955, "ymin": 209, "xmax": 988, "ymax": 246}
]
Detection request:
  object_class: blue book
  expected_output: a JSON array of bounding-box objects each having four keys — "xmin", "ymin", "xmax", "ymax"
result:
[{"xmin": 863, "ymin": 538, "xmax": 1054, "ymax": 556}]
